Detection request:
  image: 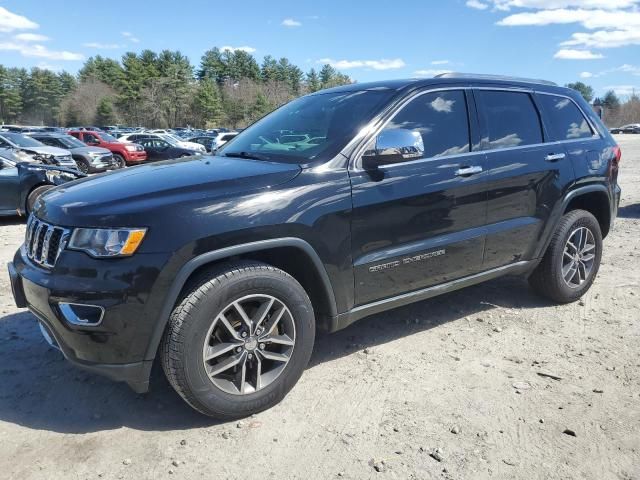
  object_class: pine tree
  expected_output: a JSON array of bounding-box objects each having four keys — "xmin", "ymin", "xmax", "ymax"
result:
[{"xmin": 306, "ymin": 68, "xmax": 321, "ymax": 93}]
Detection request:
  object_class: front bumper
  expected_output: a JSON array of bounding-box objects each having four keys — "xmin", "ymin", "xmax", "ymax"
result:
[
  {"xmin": 8, "ymin": 246, "xmax": 173, "ymax": 393},
  {"xmin": 88, "ymin": 155, "xmax": 119, "ymax": 172}
]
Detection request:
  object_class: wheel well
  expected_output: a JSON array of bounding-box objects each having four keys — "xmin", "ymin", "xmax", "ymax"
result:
[
  {"xmin": 564, "ymin": 191, "xmax": 611, "ymax": 237},
  {"xmin": 184, "ymin": 246, "xmax": 336, "ymax": 330}
]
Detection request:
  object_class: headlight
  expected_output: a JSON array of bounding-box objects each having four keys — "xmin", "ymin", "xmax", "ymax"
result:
[
  {"xmin": 68, "ymin": 228, "xmax": 147, "ymax": 257},
  {"xmin": 125, "ymin": 145, "xmax": 137, "ymax": 152}
]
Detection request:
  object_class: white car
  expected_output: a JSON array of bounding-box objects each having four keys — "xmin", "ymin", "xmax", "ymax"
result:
[
  {"xmin": 212, "ymin": 132, "xmax": 239, "ymax": 152},
  {"xmin": 119, "ymin": 133, "xmax": 206, "ymax": 153}
]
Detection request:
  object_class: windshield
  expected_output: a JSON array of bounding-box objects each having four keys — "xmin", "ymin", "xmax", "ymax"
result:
[
  {"xmin": 160, "ymin": 134, "xmax": 180, "ymax": 145},
  {"xmin": 53, "ymin": 135, "xmax": 86, "ymax": 148},
  {"xmin": 100, "ymin": 132, "xmax": 118, "ymax": 142},
  {"xmin": 219, "ymin": 89, "xmax": 394, "ymax": 163},
  {"xmin": 0, "ymin": 132, "xmax": 45, "ymax": 148}
]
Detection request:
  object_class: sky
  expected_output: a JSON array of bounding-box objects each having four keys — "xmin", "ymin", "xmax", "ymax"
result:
[{"xmin": 1, "ymin": 0, "xmax": 639, "ymax": 97}]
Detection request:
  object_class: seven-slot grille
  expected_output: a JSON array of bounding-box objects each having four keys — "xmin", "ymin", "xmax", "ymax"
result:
[{"xmin": 24, "ymin": 215, "xmax": 70, "ymax": 268}]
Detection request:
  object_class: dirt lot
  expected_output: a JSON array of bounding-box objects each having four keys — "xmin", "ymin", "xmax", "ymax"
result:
[{"xmin": 0, "ymin": 136, "xmax": 638, "ymax": 480}]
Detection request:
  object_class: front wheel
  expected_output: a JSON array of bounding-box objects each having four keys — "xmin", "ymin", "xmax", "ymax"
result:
[
  {"xmin": 160, "ymin": 261, "xmax": 315, "ymax": 419},
  {"xmin": 529, "ymin": 209, "xmax": 603, "ymax": 303},
  {"xmin": 113, "ymin": 154, "xmax": 126, "ymax": 168},
  {"xmin": 26, "ymin": 185, "xmax": 55, "ymax": 215}
]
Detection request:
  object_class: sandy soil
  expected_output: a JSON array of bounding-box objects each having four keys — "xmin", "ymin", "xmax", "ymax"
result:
[{"xmin": 0, "ymin": 136, "xmax": 638, "ymax": 480}]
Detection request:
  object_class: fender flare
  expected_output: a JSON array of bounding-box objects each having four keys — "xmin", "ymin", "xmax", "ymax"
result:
[
  {"xmin": 144, "ymin": 237, "xmax": 338, "ymax": 361},
  {"xmin": 535, "ymin": 183, "xmax": 611, "ymax": 259}
]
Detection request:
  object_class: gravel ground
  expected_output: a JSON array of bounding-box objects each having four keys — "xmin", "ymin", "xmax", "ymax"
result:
[{"xmin": 0, "ymin": 136, "xmax": 638, "ymax": 480}]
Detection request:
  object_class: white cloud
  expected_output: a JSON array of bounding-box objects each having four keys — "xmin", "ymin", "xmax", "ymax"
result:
[
  {"xmin": 220, "ymin": 45, "xmax": 257, "ymax": 53},
  {"xmin": 413, "ymin": 69, "xmax": 452, "ymax": 77},
  {"xmin": 554, "ymin": 48, "xmax": 603, "ymax": 59},
  {"xmin": 0, "ymin": 6, "xmax": 38, "ymax": 33},
  {"xmin": 580, "ymin": 71, "xmax": 593, "ymax": 78},
  {"xmin": 14, "ymin": 33, "xmax": 49, "ymax": 42},
  {"xmin": 483, "ymin": 0, "xmax": 637, "ymax": 10},
  {"xmin": 36, "ymin": 62, "xmax": 62, "ymax": 72},
  {"xmin": 0, "ymin": 42, "xmax": 84, "ymax": 60},
  {"xmin": 121, "ymin": 31, "xmax": 140, "ymax": 43},
  {"xmin": 282, "ymin": 18, "xmax": 302, "ymax": 27},
  {"xmin": 83, "ymin": 42, "xmax": 122, "ymax": 49},
  {"xmin": 466, "ymin": 0, "xmax": 489, "ymax": 9},
  {"xmin": 431, "ymin": 60, "xmax": 451, "ymax": 65},
  {"xmin": 561, "ymin": 29, "xmax": 640, "ymax": 49},
  {"xmin": 319, "ymin": 58, "xmax": 406, "ymax": 70},
  {"xmin": 497, "ymin": 8, "xmax": 640, "ymax": 29}
]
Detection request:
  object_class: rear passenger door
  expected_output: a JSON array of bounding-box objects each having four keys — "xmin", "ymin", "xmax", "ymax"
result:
[
  {"xmin": 350, "ymin": 88, "xmax": 488, "ymax": 306},
  {"xmin": 475, "ymin": 89, "xmax": 575, "ymax": 269}
]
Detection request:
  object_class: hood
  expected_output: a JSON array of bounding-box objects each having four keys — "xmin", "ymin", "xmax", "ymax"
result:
[
  {"xmin": 22, "ymin": 145, "xmax": 70, "ymax": 156},
  {"xmin": 35, "ymin": 155, "xmax": 301, "ymax": 226},
  {"xmin": 18, "ymin": 161, "xmax": 86, "ymax": 177},
  {"xmin": 70, "ymin": 146, "xmax": 111, "ymax": 155}
]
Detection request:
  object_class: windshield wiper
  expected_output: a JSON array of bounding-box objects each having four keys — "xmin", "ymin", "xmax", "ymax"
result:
[{"xmin": 223, "ymin": 151, "xmax": 270, "ymax": 161}]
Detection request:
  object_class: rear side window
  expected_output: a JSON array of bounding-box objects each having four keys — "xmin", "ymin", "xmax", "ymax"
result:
[
  {"xmin": 382, "ymin": 90, "xmax": 470, "ymax": 159},
  {"xmin": 538, "ymin": 94, "xmax": 594, "ymax": 141},
  {"xmin": 477, "ymin": 91, "xmax": 543, "ymax": 150}
]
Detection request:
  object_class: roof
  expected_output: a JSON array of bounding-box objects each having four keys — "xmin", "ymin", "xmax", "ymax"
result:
[{"xmin": 315, "ymin": 73, "xmax": 570, "ymax": 96}]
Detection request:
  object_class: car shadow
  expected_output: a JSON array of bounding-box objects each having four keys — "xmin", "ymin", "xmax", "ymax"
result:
[
  {"xmin": 0, "ymin": 276, "xmax": 551, "ymax": 434},
  {"xmin": 0, "ymin": 215, "xmax": 26, "ymax": 226},
  {"xmin": 618, "ymin": 202, "xmax": 640, "ymax": 219}
]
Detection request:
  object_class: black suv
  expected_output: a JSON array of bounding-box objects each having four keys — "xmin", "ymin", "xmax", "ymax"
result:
[{"xmin": 8, "ymin": 74, "xmax": 621, "ymax": 418}]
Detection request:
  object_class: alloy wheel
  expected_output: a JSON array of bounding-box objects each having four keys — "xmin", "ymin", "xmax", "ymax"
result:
[
  {"xmin": 561, "ymin": 226, "xmax": 596, "ymax": 288},
  {"xmin": 202, "ymin": 294, "xmax": 296, "ymax": 395}
]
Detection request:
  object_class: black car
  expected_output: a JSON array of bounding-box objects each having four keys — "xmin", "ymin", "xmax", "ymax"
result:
[
  {"xmin": 186, "ymin": 135, "xmax": 217, "ymax": 152},
  {"xmin": 136, "ymin": 137, "xmax": 200, "ymax": 161},
  {"xmin": 9, "ymin": 74, "xmax": 621, "ymax": 419},
  {"xmin": 29, "ymin": 133, "xmax": 118, "ymax": 174},
  {"xmin": 0, "ymin": 154, "xmax": 84, "ymax": 216},
  {"xmin": 610, "ymin": 124, "xmax": 640, "ymax": 134}
]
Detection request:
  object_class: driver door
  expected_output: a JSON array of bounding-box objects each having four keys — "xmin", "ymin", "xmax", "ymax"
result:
[
  {"xmin": 349, "ymin": 88, "xmax": 488, "ymax": 306},
  {"xmin": 0, "ymin": 159, "xmax": 20, "ymax": 215}
]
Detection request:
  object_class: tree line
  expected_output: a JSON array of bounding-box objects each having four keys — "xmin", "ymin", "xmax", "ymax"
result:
[
  {"xmin": 566, "ymin": 81, "xmax": 640, "ymax": 127},
  {"xmin": 0, "ymin": 48, "xmax": 353, "ymax": 129}
]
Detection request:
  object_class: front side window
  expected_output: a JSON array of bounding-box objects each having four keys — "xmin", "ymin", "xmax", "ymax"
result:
[
  {"xmin": 477, "ymin": 90, "xmax": 543, "ymax": 150},
  {"xmin": 538, "ymin": 94, "xmax": 594, "ymax": 141},
  {"xmin": 378, "ymin": 90, "xmax": 471, "ymax": 160}
]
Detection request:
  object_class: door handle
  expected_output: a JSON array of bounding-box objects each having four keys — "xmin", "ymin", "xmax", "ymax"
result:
[
  {"xmin": 455, "ymin": 165, "xmax": 483, "ymax": 176},
  {"xmin": 545, "ymin": 153, "xmax": 566, "ymax": 162}
]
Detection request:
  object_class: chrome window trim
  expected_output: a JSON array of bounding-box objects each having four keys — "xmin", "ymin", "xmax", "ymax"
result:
[{"xmin": 350, "ymin": 87, "xmax": 471, "ymax": 172}]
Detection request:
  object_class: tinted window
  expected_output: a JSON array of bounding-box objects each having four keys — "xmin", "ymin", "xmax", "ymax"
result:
[
  {"xmin": 380, "ymin": 90, "xmax": 470, "ymax": 159},
  {"xmin": 538, "ymin": 94, "xmax": 594, "ymax": 141},
  {"xmin": 478, "ymin": 91, "xmax": 543, "ymax": 150}
]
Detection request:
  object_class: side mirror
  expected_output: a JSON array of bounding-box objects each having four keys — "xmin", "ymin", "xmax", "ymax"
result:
[{"xmin": 362, "ymin": 129, "xmax": 424, "ymax": 170}]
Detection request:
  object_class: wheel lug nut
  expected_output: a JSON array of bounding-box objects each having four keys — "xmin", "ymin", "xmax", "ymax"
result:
[
  {"xmin": 241, "ymin": 332, "xmax": 248, "ymax": 338},
  {"xmin": 235, "ymin": 347, "xmax": 242, "ymax": 353},
  {"xmin": 256, "ymin": 328, "xmax": 263, "ymax": 335},
  {"xmin": 259, "ymin": 343, "xmax": 265, "ymax": 350},
  {"xmin": 248, "ymin": 353, "xmax": 253, "ymax": 360}
]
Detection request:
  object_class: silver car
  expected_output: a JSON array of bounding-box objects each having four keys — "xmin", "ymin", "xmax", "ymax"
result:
[{"xmin": 0, "ymin": 132, "xmax": 78, "ymax": 169}]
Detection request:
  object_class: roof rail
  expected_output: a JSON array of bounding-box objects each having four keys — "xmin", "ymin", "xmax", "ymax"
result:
[{"xmin": 434, "ymin": 72, "xmax": 558, "ymax": 87}]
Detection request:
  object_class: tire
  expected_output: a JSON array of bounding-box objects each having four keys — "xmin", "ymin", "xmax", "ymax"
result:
[
  {"xmin": 26, "ymin": 185, "xmax": 55, "ymax": 215},
  {"xmin": 76, "ymin": 159, "xmax": 90, "ymax": 174},
  {"xmin": 113, "ymin": 154, "xmax": 126, "ymax": 168},
  {"xmin": 160, "ymin": 261, "xmax": 315, "ymax": 419},
  {"xmin": 529, "ymin": 209, "xmax": 603, "ymax": 303}
]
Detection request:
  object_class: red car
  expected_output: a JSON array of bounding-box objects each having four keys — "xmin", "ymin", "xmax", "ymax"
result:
[{"xmin": 68, "ymin": 130, "xmax": 146, "ymax": 167}]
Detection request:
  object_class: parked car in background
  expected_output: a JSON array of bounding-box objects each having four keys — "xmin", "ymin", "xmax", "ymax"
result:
[
  {"xmin": 135, "ymin": 137, "xmax": 200, "ymax": 161},
  {"xmin": 0, "ymin": 154, "xmax": 84, "ymax": 216},
  {"xmin": 186, "ymin": 135, "xmax": 217, "ymax": 152},
  {"xmin": 68, "ymin": 130, "xmax": 146, "ymax": 167},
  {"xmin": 211, "ymin": 131, "xmax": 239, "ymax": 152},
  {"xmin": 29, "ymin": 133, "xmax": 118, "ymax": 174},
  {"xmin": 119, "ymin": 133, "xmax": 206, "ymax": 153},
  {"xmin": 610, "ymin": 124, "xmax": 640, "ymax": 134},
  {"xmin": 0, "ymin": 132, "xmax": 78, "ymax": 169}
]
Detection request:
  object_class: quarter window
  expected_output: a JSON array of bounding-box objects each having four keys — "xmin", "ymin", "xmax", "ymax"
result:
[
  {"xmin": 538, "ymin": 94, "xmax": 594, "ymax": 141},
  {"xmin": 379, "ymin": 90, "xmax": 471, "ymax": 160},
  {"xmin": 477, "ymin": 91, "xmax": 543, "ymax": 150}
]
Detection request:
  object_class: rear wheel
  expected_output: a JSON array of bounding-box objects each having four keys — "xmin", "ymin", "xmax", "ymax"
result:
[
  {"xmin": 26, "ymin": 185, "xmax": 55, "ymax": 215},
  {"xmin": 529, "ymin": 209, "xmax": 602, "ymax": 303},
  {"xmin": 113, "ymin": 154, "xmax": 126, "ymax": 168},
  {"xmin": 76, "ymin": 159, "xmax": 90, "ymax": 174},
  {"xmin": 161, "ymin": 261, "xmax": 315, "ymax": 419}
]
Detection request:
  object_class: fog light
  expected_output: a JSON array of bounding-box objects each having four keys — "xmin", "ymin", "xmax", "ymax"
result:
[{"xmin": 58, "ymin": 302, "xmax": 104, "ymax": 326}]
